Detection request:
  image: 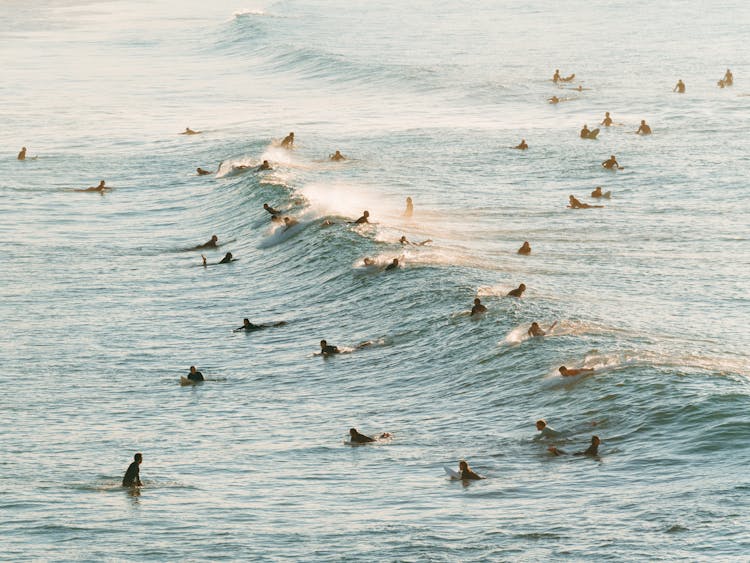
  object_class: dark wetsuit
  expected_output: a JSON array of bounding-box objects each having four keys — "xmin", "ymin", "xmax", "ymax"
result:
[
  {"xmin": 219, "ymin": 254, "xmax": 233, "ymax": 264},
  {"xmin": 385, "ymin": 262, "xmax": 398, "ymax": 271},
  {"xmin": 575, "ymin": 444, "xmax": 599, "ymax": 456},
  {"xmin": 265, "ymin": 206, "xmax": 280, "ymax": 216},
  {"xmin": 188, "ymin": 370, "xmax": 204, "ymax": 382},
  {"xmin": 460, "ymin": 469, "xmax": 482, "ymax": 480},
  {"xmin": 321, "ymin": 345, "xmax": 339, "ymax": 355},
  {"xmin": 350, "ymin": 431, "xmax": 376, "ymax": 443},
  {"xmin": 471, "ymin": 304, "xmax": 487, "ymax": 316},
  {"xmin": 122, "ymin": 461, "xmax": 141, "ymax": 487},
  {"xmin": 507, "ymin": 288, "xmax": 524, "ymax": 297},
  {"xmin": 354, "ymin": 216, "xmax": 368, "ymax": 224}
]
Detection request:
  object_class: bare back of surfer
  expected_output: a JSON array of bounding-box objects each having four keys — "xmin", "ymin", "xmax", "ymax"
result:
[
  {"xmin": 518, "ymin": 241, "xmax": 531, "ymax": 255},
  {"xmin": 569, "ymin": 195, "xmax": 603, "ymax": 209},
  {"xmin": 75, "ymin": 180, "xmax": 110, "ymax": 193},
  {"xmin": 601, "ymin": 155, "xmax": 622, "ymax": 170},
  {"xmin": 181, "ymin": 127, "xmax": 200, "ymax": 135},
  {"xmin": 507, "ymin": 283, "xmax": 526, "ymax": 298},
  {"xmin": 528, "ymin": 321, "xmax": 556, "ymax": 337},
  {"xmin": 601, "ymin": 112, "xmax": 613, "ymax": 127},
  {"xmin": 330, "ymin": 150, "xmax": 346, "ymax": 161},
  {"xmin": 196, "ymin": 167, "xmax": 213, "ymax": 175},
  {"xmin": 280, "ymin": 132, "xmax": 294, "ymax": 149},
  {"xmin": 673, "ymin": 80, "xmax": 685, "ymax": 93},
  {"xmin": 636, "ymin": 120, "xmax": 652, "ymax": 135},
  {"xmin": 514, "ymin": 139, "xmax": 528, "ymax": 150},
  {"xmin": 559, "ymin": 365, "xmax": 594, "ymax": 377},
  {"xmin": 192, "ymin": 235, "xmax": 219, "ymax": 250},
  {"xmin": 471, "ymin": 298, "xmax": 487, "ymax": 316}
]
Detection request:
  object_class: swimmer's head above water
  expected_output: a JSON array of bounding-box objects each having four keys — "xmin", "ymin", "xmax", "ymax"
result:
[{"xmin": 536, "ymin": 419, "xmax": 547, "ymax": 431}]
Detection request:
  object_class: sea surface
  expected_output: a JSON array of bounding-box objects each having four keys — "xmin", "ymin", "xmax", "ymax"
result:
[{"xmin": 2, "ymin": 1, "xmax": 749, "ymax": 560}]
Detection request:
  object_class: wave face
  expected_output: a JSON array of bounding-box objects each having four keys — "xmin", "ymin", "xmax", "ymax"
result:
[{"xmin": 1, "ymin": 0, "xmax": 749, "ymax": 559}]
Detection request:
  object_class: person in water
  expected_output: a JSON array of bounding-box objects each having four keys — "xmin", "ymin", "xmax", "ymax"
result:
[
  {"xmin": 218, "ymin": 252, "xmax": 234, "ymax": 264},
  {"xmin": 569, "ymin": 195, "xmax": 603, "ymax": 209},
  {"xmin": 320, "ymin": 339, "xmax": 340, "ymax": 355},
  {"xmin": 636, "ymin": 120, "xmax": 652, "ymax": 135},
  {"xmin": 580, "ymin": 124, "xmax": 592, "ymax": 139},
  {"xmin": 559, "ymin": 365, "xmax": 594, "ymax": 377},
  {"xmin": 548, "ymin": 96, "xmax": 560, "ymax": 104},
  {"xmin": 280, "ymin": 132, "xmax": 295, "ymax": 149},
  {"xmin": 507, "ymin": 283, "xmax": 526, "ymax": 298},
  {"xmin": 233, "ymin": 318, "xmax": 286, "ymax": 332},
  {"xmin": 282, "ymin": 217, "xmax": 298, "ymax": 231},
  {"xmin": 181, "ymin": 127, "xmax": 200, "ymax": 135},
  {"xmin": 518, "ymin": 241, "xmax": 531, "ymax": 255},
  {"xmin": 534, "ymin": 419, "xmax": 561, "ymax": 439},
  {"xmin": 552, "ymin": 69, "xmax": 561, "ymax": 83},
  {"xmin": 724, "ymin": 69, "xmax": 733, "ymax": 86},
  {"xmin": 330, "ymin": 150, "xmax": 346, "ymax": 161},
  {"xmin": 257, "ymin": 160, "xmax": 272, "ymax": 171},
  {"xmin": 403, "ymin": 197, "xmax": 414, "ymax": 218},
  {"xmin": 385, "ymin": 258, "xmax": 399, "ymax": 271},
  {"xmin": 601, "ymin": 155, "xmax": 622, "ymax": 170},
  {"xmin": 514, "ymin": 139, "xmax": 529, "ymax": 150},
  {"xmin": 263, "ymin": 203, "xmax": 281, "ymax": 216},
  {"xmin": 352, "ymin": 210, "xmax": 370, "ymax": 224},
  {"xmin": 363, "ymin": 257, "xmax": 376, "ymax": 266},
  {"xmin": 528, "ymin": 321, "xmax": 557, "ymax": 337},
  {"xmin": 458, "ymin": 460, "xmax": 483, "ymax": 480},
  {"xmin": 601, "ymin": 112, "xmax": 613, "ymax": 127},
  {"xmin": 75, "ymin": 180, "xmax": 110, "ymax": 192},
  {"xmin": 122, "ymin": 453, "xmax": 143, "ymax": 487},
  {"xmin": 673, "ymin": 79, "xmax": 685, "ymax": 93},
  {"xmin": 187, "ymin": 365, "xmax": 204, "ymax": 382},
  {"xmin": 196, "ymin": 167, "xmax": 213, "ymax": 175},
  {"xmin": 348, "ymin": 428, "xmax": 376, "ymax": 443},
  {"xmin": 591, "ymin": 186, "xmax": 611, "ymax": 198},
  {"xmin": 399, "ymin": 235, "xmax": 431, "ymax": 246},
  {"xmin": 17, "ymin": 146, "xmax": 28, "ymax": 160},
  {"xmin": 470, "ymin": 298, "xmax": 487, "ymax": 316},
  {"xmin": 193, "ymin": 235, "xmax": 219, "ymax": 250},
  {"xmin": 549, "ymin": 435, "xmax": 600, "ymax": 457}
]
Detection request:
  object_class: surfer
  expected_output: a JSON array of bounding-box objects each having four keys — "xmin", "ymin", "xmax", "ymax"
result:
[
  {"xmin": 196, "ymin": 167, "xmax": 213, "ymax": 175},
  {"xmin": 534, "ymin": 420, "xmax": 561, "ymax": 439},
  {"xmin": 569, "ymin": 195, "xmax": 603, "ymax": 209},
  {"xmin": 263, "ymin": 203, "xmax": 281, "ymax": 216},
  {"xmin": 122, "ymin": 453, "xmax": 143, "ymax": 487},
  {"xmin": 280, "ymin": 132, "xmax": 295, "ymax": 149},
  {"xmin": 191, "ymin": 235, "xmax": 219, "ymax": 250},
  {"xmin": 458, "ymin": 460, "xmax": 483, "ymax": 480},
  {"xmin": 636, "ymin": 120, "xmax": 652, "ymax": 135},
  {"xmin": 724, "ymin": 69, "xmax": 733, "ymax": 86},
  {"xmin": 181, "ymin": 127, "xmax": 200, "ymax": 135},
  {"xmin": 673, "ymin": 79, "xmax": 685, "ymax": 93},
  {"xmin": 187, "ymin": 365, "xmax": 204, "ymax": 382},
  {"xmin": 233, "ymin": 318, "xmax": 286, "ymax": 332},
  {"xmin": 518, "ymin": 241, "xmax": 531, "ymax": 255},
  {"xmin": 548, "ymin": 96, "xmax": 560, "ymax": 104},
  {"xmin": 351, "ymin": 211, "xmax": 370, "ymax": 225},
  {"xmin": 601, "ymin": 155, "xmax": 622, "ymax": 170},
  {"xmin": 403, "ymin": 197, "xmax": 414, "ymax": 218},
  {"xmin": 74, "ymin": 180, "xmax": 110, "ymax": 193},
  {"xmin": 601, "ymin": 112, "xmax": 613, "ymax": 127},
  {"xmin": 17, "ymin": 147, "xmax": 28, "ymax": 160},
  {"xmin": 385, "ymin": 258, "xmax": 399, "ymax": 271},
  {"xmin": 528, "ymin": 321, "xmax": 556, "ymax": 337},
  {"xmin": 471, "ymin": 298, "xmax": 487, "ymax": 316},
  {"xmin": 559, "ymin": 366, "xmax": 594, "ymax": 377},
  {"xmin": 399, "ymin": 235, "xmax": 431, "ymax": 246},
  {"xmin": 363, "ymin": 257, "xmax": 376, "ymax": 266},
  {"xmin": 514, "ymin": 139, "xmax": 529, "ymax": 150},
  {"xmin": 552, "ymin": 69, "xmax": 561, "ymax": 82},
  {"xmin": 218, "ymin": 252, "xmax": 234, "ymax": 264},
  {"xmin": 549, "ymin": 435, "xmax": 600, "ymax": 457},
  {"xmin": 330, "ymin": 150, "xmax": 346, "ymax": 161},
  {"xmin": 320, "ymin": 340, "xmax": 340, "ymax": 355},
  {"xmin": 580, "ymin": 125, "xmax": 592, "ymax": 139},
  {"xmin": 348, "ymin": 428, "xmax": 376, "ymax": 443},
  {"xmin": 257, "ymin": 160, "xmax": 272, "ymax": 171},
  {"xmin": 591, "ymin": 187, "xmax": 611, "ymax": 198},
  {"xmin": 507, "ymin": 283, "xmax": 526, "ymax": 298}
]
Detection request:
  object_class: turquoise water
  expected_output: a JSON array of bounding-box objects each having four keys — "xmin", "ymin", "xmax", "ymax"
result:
[{"xmin": 2, "ymin": 1, "xmax": 749, "ymax": 560}]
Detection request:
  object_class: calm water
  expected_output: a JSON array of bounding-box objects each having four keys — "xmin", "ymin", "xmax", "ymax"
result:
[{"xmin": 2, "ymin": 1, "xmax": 749, "ymax": 560}]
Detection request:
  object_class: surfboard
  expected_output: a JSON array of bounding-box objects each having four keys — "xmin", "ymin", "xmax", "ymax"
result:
[
  {"xmin": 180, "ymin": 376, "xmax": 201, "ymax": 386},
  {"xmin": 587, "ymin": 128, "xmax": 600, "ymax": 139},
  {"xmin": 444, "ymin": 465, "xmax": 461, "ymax": 479}
]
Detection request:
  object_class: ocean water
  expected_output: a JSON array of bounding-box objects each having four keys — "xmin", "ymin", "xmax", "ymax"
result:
[{"xmin": 2, "ymin": 0, "xmax": 749, "ymax": 560}]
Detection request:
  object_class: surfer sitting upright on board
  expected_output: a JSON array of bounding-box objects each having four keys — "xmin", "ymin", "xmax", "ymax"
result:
[
  {"xmin": 471, "ymin": 298, "xmax": 487, "ymax": 316},
  {"xmin": 280, "ymin": 132, "xmax": 294, "ymax": 149},
  {"xmin": 514, "ymin": 139, "xmax": 528, "ymax": 150},
  {"xmin": 122, "ymin": 453, "xmax": 143, "ymax": 487},
  {"xmin": 187, "ymin": 366, "xmax": 204, "ymax": 382},
  {"xmin": 320, "ymin": 340, "xmax": 340, "ymax": 355},
  {"xmin": 348, "ymin": 428, "xmax": 392, "ymax": 444},
  {"xmin": 458, "ymin": 460, "xmax": 483, "ymax": 480},
  {"xmin": 636, "ymin": 120, "xmax": 652, "ymax": 135},
  {"xmin": 351, "ymin": 211, "xmax": 370, "ymax": 225},
  {"xmin": 528, "ymin": 321, "xmax": 556, "ymax": 337}
]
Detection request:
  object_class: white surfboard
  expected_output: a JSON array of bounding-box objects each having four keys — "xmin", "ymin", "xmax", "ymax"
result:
[{"xmin": 444, "ymin": 465, "xmax": 461, "ymax": 479}]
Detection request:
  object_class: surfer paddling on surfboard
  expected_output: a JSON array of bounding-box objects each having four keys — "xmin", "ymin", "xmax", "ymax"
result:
[
  {"xmin": 233, "ymin": 318, "xmax": 287, "ymax": 332},
  {"xmin": 347, "ymin": 428, "xmax": 392, "ymax": 444},
  {"xmin": 591, "ymin": 187, "xmax": 611, "ymax": 199},
  {"xmin": 187, "ymin": 366, "xmax": 204, "ymax": 382},
  {"xmin": 568, "ymin": 195, "xmax": 603, "ymax": 209},
  {"xmin": 549, "ymin": 435, "xmax": 601, "ymax": 457},
  {"xmin": 559, "ymin": 366, "xmax": 594, "ymax": 377}
]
